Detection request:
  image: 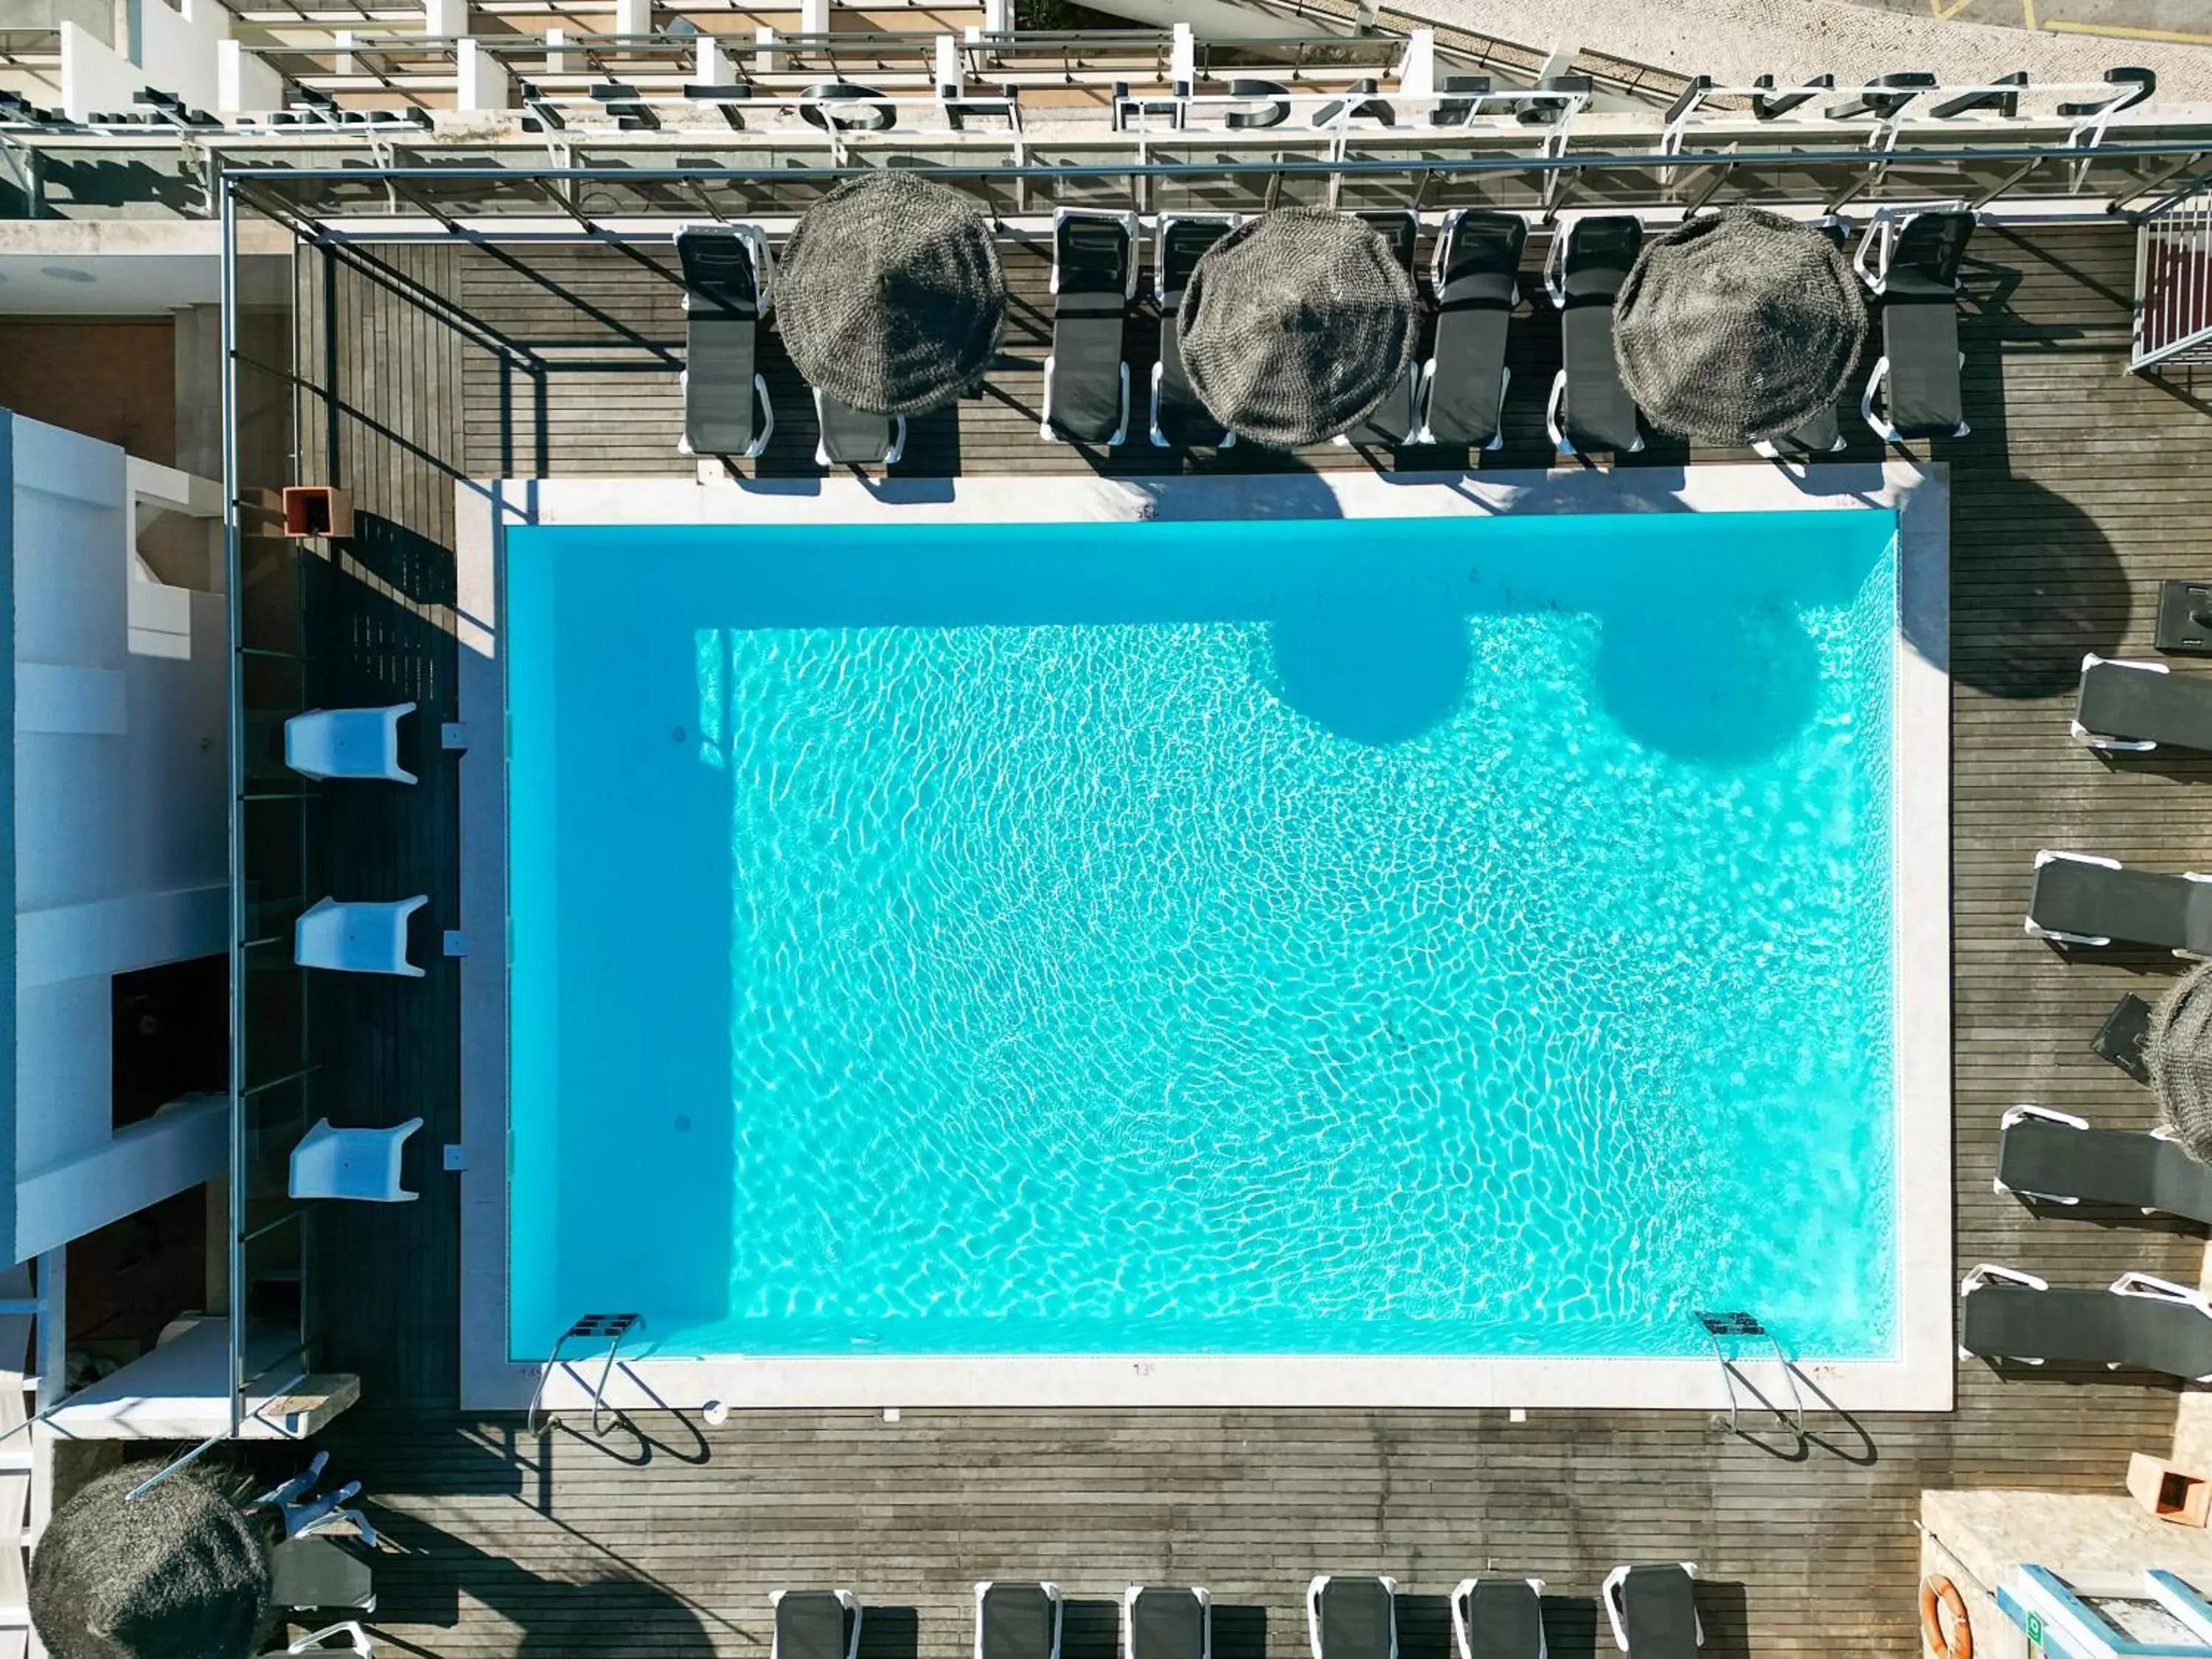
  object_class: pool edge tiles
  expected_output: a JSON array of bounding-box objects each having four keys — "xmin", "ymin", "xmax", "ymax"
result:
[{"xmin": 456, "ymin": 465, "xmax": 1953, "ymax": 1414}]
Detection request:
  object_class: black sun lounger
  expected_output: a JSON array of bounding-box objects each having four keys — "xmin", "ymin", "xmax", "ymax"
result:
[
  {"xmin": 2073, "ymin": 655, "xmax": 2212, "ymax": 755},
  {"xmin": 677, "ymin": 224, "xmax": 773, "ymax": 459},
  {"xmin": 1545, "ymin": 215, "xmax": 1644, "ymax": 457},
  {"xmin": 2027, "ymin": 849, "xmax": 2212, "ymax": 956},
  {"xmin": 1418, "ymin": 209, "xmax": 1526, "ymax": 451},
  {"xmin": 1043, "ymin": 208, "xmax": 1138, "ymax": 445},
  {"xmin": 1960, "ymin": 1265, "xmax": 2212, "ymax": 1377},
  {"xmin": 1601, "ymin": 1565, "xmax": 1700, "ymax": 1659},
  {"xmin": 1996, "ymin": 1105, "xmax": 2212, "ymax": 1222},
  {"xmin": 1453, "ymin": 1577, "xmax": 1545, "ymax": 1659},
  {"xmin": 775, "ymin": 1592, "xmax": 861, "ymax": 1659},
  {"xmin": 1127, "ymin": 1587, "xmax": 1211, "ymax": 1659},
  {"xmin": 1753, "ymin": 220, "xmax": 1851, "ymax": 460},
  {"xmin": 1338, "ymin": 209, "xmax": 1422, "ymax": 448},
  {"xmin": 814, "ymin": 389, "xmax": 905, "ymax": 470},
  {"xmin": 978, "ymin": 1582, "xmax": 1062, "ymax": 1659},
  {"xmin": 1309, "ymin": 1576, "xmax": 1397, "ymax": 1659},
  {"xmin": 1150, "ymin": 214, "xmax": 1240, "ymax": 449},
  {"xmin": 1858, "ymin": 206, "xmax": 1975, "ymax": 442}
]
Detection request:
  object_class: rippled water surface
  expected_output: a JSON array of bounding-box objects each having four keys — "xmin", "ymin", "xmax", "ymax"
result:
[{"xmin": 507, "ymin": 511, "xmax": 1897, "ymax": 1360}]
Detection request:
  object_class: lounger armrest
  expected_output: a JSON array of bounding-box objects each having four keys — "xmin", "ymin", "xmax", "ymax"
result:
[
  {"xmin": 1962, "ymin": 1262, "xmax": 2048, "ymax": 1293},
  {"xmin": 1860, "ymin": 356, "xmax": 1896, "ymax": 442},
  {"xmin": 1545, "ymin": 369, "xmax": 1569, "ymax": 454},
  {"xmin": 2001, "ymin": 1104, "xmax": 2088, "ymax": 1131},
  {"xmin": 2114, "ymin": 1273, "xmax": 2212, "ymax": 1314},
  {"xmin": 1542, "ymin": 226, "xmax": 1567, "ymax": 309},
  {"xmin": 1448, "ymin": 1580, "xmax": 1477, "ymax": 1659},
  {"xmin": 1599, "ymin": 1568, "xmax": 1630, "ymax": 1654}
]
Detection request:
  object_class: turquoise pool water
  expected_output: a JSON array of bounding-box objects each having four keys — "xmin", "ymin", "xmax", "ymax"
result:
[{"xmin": 505, "ymin": 509, "xmax": 1898, "ymax": 1361}]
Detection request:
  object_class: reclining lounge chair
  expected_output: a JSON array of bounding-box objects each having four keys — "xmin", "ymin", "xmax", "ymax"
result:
[
  {"xmin": 814, "ymin": 389, "xmax": 905, "ymax": 470},
  {"xmin": 1126, "ymin": 1587, "xmax": 1210, "ymax": 1659},
  {"xmin": 2026, "ymin": 849, "xmax": 2212, "ymax": 956},
  {"xmin": 1338, "ymin": 209, "xmax": 1423, "ymax": 448},
  {"xmin": 1545, "ymin": 215, "xmax": 1644, "ymax": 457},
  {"xmin": 676, "ymin": 224, "xmax": 773, "ymax": 459},
  {"xmin": 1995, "ymin": 1105, "xmax": 2212, "ymax": 1222},
  {"xmin": 1043, "ymin": 209, "xmax": 1138, "ymax": 445},
  {"xmin": 1418, "ymin": 209, "xmax": 1526, "ymax": 451},
  {"xmin": 1857, "ymin": 206, "xmax": 1975, "ymax": 442},
  {"xmin": 1453, "ymin": 1576, "xmax": 1545, "ymax": 1659},
  {"xmin": 1601, "ymin": 1565, "xmax": 1700, "ymax": 1659},
  {"xmin": 978, "ymin": 1582, "xmax": 1062, "ymax": 1659},
  {"xmin": 2073, "ymin": 655, "xmax": 2212, "ymax": 755},
  {"xmin": 1960, "ymin": 1264, "xmax": 2212, "ymax": 1377},
  {"xmin": 1151, "ymin": 214, "xmax": 1241, "ymax": 449},
  {"xmin": 773, "ymin": 1590, "xmax": 862, "ymax": 1659},
  {"xmin": 1309, "ymin": 1576, "xmax": 1397, "ymax": 1659}
]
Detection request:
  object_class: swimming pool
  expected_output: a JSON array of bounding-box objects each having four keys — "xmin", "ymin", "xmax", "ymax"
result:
[{"xmin": 503, "ymin": 501, "xmax": 1902, "ymax": 1366}]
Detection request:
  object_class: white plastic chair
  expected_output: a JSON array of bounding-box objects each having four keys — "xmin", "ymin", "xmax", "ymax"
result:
[
  {"xmin": 290, "ymin": 1117, "xmax": 424, "ymax": 1203},
  {"xmin": 295, "ymin": 897, "xmax": 428, "ymax": 977},
  {"xmin": 285, "ymin": 704, "xmax": 417, "ymax": 784}
]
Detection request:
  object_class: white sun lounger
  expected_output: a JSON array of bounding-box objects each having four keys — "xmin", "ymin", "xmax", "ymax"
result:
[{"xmin": 285, "ymin": 705, "xmax": 417, "ymax": 784}]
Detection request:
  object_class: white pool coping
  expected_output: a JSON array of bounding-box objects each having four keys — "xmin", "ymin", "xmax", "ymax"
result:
[{"xmin": 455, "ymin": 462, "xmax": 1952, "ymax": 1413}]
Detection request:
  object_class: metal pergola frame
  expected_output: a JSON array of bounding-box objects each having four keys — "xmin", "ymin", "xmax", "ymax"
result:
[{"xmin": 190, "ymin": 127, "xmax": 2212, "ymax": 1463}]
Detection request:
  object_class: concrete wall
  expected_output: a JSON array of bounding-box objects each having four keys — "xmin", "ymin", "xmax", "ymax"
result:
[{"xmin": 5, "ymin": 417, "xmax": 227, "ymax": 1263}]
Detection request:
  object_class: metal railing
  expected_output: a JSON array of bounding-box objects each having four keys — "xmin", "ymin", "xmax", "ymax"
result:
[{"xmin": 2135, "ymin": 189, "xmax": 2212, "ymax": 369}]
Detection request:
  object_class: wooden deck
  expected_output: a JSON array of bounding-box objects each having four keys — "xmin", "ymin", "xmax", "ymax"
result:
[{"xmin": 267, "ymin": 215, "xmax": 2212, "ymax": 1656}]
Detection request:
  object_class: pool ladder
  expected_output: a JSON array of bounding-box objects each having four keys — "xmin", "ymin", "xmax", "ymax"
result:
[
  {"xmin": 1694, "ymin": 1309, "xmax": 1805, "ymax": 1441},
  {"xmin": 526, "ymin": 1312, "xmax": 645, "ymax": 1438}
]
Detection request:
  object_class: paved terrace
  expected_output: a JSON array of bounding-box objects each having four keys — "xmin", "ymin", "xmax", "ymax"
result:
[{"xmin": 252, "ymin": 213, "xmax": 2212, "ymax": 1655}]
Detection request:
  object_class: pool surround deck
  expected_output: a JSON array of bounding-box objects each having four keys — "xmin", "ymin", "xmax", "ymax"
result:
[{"xmin": 456, "ymin": 462, "xmax": 1951, "ymax": 1414}]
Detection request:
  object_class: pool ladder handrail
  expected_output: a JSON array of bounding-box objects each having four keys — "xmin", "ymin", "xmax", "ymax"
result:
[
  {"xmin": 1694, "ymin": 1309, "xmax": 1806, "ymax": 1440},
  {"xmin": 526, "ymin": 1311, "xmax": 645, "ymax": 1438}
]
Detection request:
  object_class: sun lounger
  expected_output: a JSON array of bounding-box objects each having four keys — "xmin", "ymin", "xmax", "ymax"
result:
[
  {"xmin": 2026, "ymin": 849, "xmax": 2212, "ymax": 956},
  {"xmin": 1151, "ymin": 214, "xmax": 1241, "ymax": 449},
  {"xmin": 1857, "ymin": 206, "xmax": 1975, "ymax": 442},
  {"xmin": 1417, "ymin": 209, "xmax": 1526, "ymax": 450},
  {"xmin": 1308, "ymin": 1575, "xmax": 1397, "ymax": 1659},
  {"xmin": 1336, "ymin": 210, "xmax": 1423, "ymax": 448},
  {"xmin": 774, "ymin": 1590, "xmax": 861, "ymax": 1659},
  {"xmin": 1753, "ymin": 220, "xmax": 1851, "ymax": 459},
  {"xmin": 814, "ymin": 389, "xmax": 905, "ymax": 470},
  {"xmin": 1453, "ymin": 1577, "xmax": 1545, "ymax": 1659},
  {"xmin": 1959, "ymin": 1264, "xmax": 2212, "ymax": 1377},
  {"xmin": 2073, "ymin": 655, "xmax": 2212, "ymax": 754},
  {"xmin": 676, "ymin": 224, "xmax": 773, "ymax": 459},
  {"xmin": 289, "ymin": 1117, "xmax": 424, "ymax": 1203},
  {"xmin": 1544, "ymin": 215, "xmax": 1644, "ymax": 456},
  {"xmin": 271, "ymin": 1536, "xmax": 376, "ymax": 1617},
  {"xmin": 977, "ymin": 1582, "xmax": 1062, "ymax": 1659},
  {"xmin": 1601, "ymin": 1565, "xmax": 1700, "ymax": 1658},
  {"xmin": 1127, "ymin": 1587, "xmax": 1210, "ymax": 1659},
  {"xmin": 1996, "ymin": 1104, "xmax": 2212, "ymax": 1221},
  {"xmin": 294, "ymin": 895, "xmax": 429, "ymax": 976},
  {"xmin": 1043, "ymin": 209, "xmax": 1138, "ymax": 445},
  {"xmin": 285, "ymin": 704, "xmax": 417, "ymax": 784}
]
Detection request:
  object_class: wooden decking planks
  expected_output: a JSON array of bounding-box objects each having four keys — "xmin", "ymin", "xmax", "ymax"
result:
[{"xmin": 287, "ymin": 215, "xmax": 2212, "ymax": 1657}]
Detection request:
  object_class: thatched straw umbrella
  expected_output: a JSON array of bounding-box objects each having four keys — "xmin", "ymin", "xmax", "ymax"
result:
[
  {"xmin": 1179, "ymin": 208, "xmax": 1418, "ymax": 448},
  {"xmin": 773, "ymin": 172, "xmax": 1006, "ymax": 416},
  {"xmin": 1612, "ymin": 206, "xmax": 1868, "ymax": 446},
  {"xmin": 29, "ymin": 1467, "xmax": 272, "ymax": 1659},
  {"xmin": 2153, "ymin": 961, "xmax": 2212, "ymax": 1162}
]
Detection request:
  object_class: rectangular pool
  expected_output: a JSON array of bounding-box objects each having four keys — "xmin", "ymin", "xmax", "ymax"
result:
[{"xmin": 503, "ymin": 507, "xmax": 1899, "ymax": 1365}]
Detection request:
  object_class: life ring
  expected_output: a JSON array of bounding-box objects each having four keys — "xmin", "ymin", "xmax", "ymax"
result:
[{"xmin": 1921, "ymin": 1576, "xmax": 1972, "ymax": 1659}]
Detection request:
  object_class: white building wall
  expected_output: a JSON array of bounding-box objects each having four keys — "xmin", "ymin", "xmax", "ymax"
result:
[{"xmin": 4, "ymin": 416, "xmax": 229, "ymax": 1264}]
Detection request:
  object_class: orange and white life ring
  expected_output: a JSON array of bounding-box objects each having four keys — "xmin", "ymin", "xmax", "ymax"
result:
[{"xmin": 1921, "ymin": 1576, "xmax": 1973, "ymax": 1659}]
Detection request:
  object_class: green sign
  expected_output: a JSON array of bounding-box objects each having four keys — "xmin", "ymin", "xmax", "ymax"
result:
[{"xmin": 2028, "ymin": 1610, "xmax": 2047, "ymax": 1650}]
